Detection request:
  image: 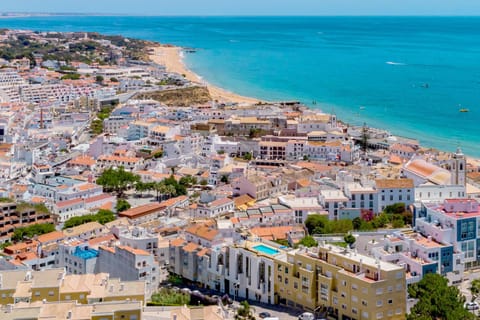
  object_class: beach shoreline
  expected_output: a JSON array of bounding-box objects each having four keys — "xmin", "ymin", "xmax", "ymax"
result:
[
  {"xmin": 149, "ymin": 45, "xmax": 480, "ymax": 163},
  {"xmin": 149, "ymin": 46, "xmax": 263, "ymax": 105}
]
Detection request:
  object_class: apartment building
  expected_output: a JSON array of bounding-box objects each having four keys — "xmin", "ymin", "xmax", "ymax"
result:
[
  {"xmin": 0, "ymin": 202, "xmax": 52, "ymax": 243},
  {"xmin": 274, "ymin": 244, "xmax": 406, "ymax": 320},
  {"xmin": 0, "ymin": 269, "xmax": 146, "ymax": 305},
  {"xmin": 415, "ymin": 198, "xmax": 480, "ymax": 269},
  {"xmin": 1, "ymin": 300, "xmax": 143, "ymax": 320},
  {"xmin": 375, "ymin": 179, "xmax": 414, "ymax": 212},
  {"xmin": 96, "ymin": 245, "xmax": 159, "ymax": 295}
]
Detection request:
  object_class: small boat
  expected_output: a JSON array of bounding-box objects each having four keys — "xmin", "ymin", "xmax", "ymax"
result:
[
  {"xmin": 359, "ymin": 106, "xmax": 366, "ymax": 110},
  {"xmin": 459, "ymin": 108, "xmax": 469, "ymax": 113}
]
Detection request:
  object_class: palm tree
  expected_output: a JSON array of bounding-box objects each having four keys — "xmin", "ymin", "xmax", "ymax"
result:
[
  {"xmin": 470, "ymin": 279, "xmax": 480, "ymax": 302},
  {"xmin": 154, "ymin": 182, "xmax": 168, "ymax": 201}
]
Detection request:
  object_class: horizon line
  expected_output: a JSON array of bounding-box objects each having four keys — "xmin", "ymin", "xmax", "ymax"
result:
[{"xmin": 3, "ymin": 12, "xmax": 480, "ymax": 18}]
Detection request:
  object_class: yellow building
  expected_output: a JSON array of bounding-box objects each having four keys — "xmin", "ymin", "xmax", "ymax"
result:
[
  {"xmin": 0, "ymin": 269, "xmax": 146, "ymax": 306},
  {"xmin": 273, "ymin": 244, "xmax": 406, "ymax": 320},
  {"xmin": 1, "ymin": 300, "xmax": 142, "ymax": 320}
]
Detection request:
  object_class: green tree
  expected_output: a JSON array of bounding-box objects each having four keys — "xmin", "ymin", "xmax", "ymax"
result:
[
  {"xmin": 344, "ymin": 234, "xmax": 356, "ymax": 247},
  {"xmin": 96, "ymin": 167, "xmax": 140, "ymax": 197},
  {"xmin": 384, "ymin": 203, "xmax": 406, "ymax": 215},
  {"xmin": 236, "ymin": 300, "xmax": 254, "ymax": 320},
  {"xmin": 470, "ymin": 279, "xmax": 480, "ymax": 302},
  {"xmin": 305, "ymin": 214, "xmax": 327, "ymax": 234},
  {"xmin": 116, "ymin": 199, "xmax": 131, "ymax": 212},
  {"xmin": 179, "ymin": 175, "xmax": 197, "ymax": 188},
  {"xmin": 298, "ymin": 235, "xmax": 318, "ymax": 248},
  {"xmin": 63, "ymin": 210, "xmax": 115, "ymax": 229},
  {"xmin": 148, "ymin": 288, "xmax": 190, "ymax": 306},
  {"xmin": 110, "ymin": 77, "xmax": 118, "ymax": 82},
  {"xmin": 220, "ymin": 175, "xmax": 229, "ymax": 184},
  {"xmin": 242, "ymin": 152, "xmax": 253, "ymax": 161},
  {"xmin": 95, "ymin": 75, "xmax": 104, "ymax": 83},
  {"xmin": 352, "ymin": 217, "xmax": 362, "ymax": 230},
  {"xmin": 408, "ymin": 273, "xmax": 473, "ymax": 320},
  {"xmin": 12, "ymin": 223, "xmax": 55, "ymax": 242},
  {"xmin": 200, "ymin": 179, "xmax": 208, "ymax": 186}
]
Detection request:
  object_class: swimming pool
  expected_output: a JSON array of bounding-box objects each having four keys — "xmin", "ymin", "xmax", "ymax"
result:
[{"xmin": 253, "ymin": 244, "xmax": 279, "ymax": 256}]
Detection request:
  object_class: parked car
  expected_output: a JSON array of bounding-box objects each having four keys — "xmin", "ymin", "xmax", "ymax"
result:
[
  {"xmin": 258, "ymin": 312, "xmax": 272, "ymax": 318},
  {"xmin": 465, "ymin": 301, "xmax": 479, "ymax": 310},
  {"xmin": 298, "ymin": 312, "xmax": 315, "ymax": 320}
]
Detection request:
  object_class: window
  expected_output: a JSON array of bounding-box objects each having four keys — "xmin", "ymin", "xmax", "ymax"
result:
[
  {"xmin": 285, "ymin": 277, "xmax": 289, "ymax": 285},
  {"xmin": 377, "ymin": 300, "xmax": 383, "ymax": 307},
  {"xmin": 352, "ymin": 295, "xmax": 358, "ymax": 303},
  {"xmin": 35, "ymin": 291, "xmax": 40, "ymax": 296},
  {"xmin": 65, "ymin": 295, "xmax": 71, "ymax": 300},
  {"xmin": 376, "ymin": 288, "xmax": 383, "ymax": 295},
  {"xmin": 79, "ymin": 294, "xmax": 85, "ymax": 299},
  {"xmin": 376, "ymin": 312, "xmax": 383, "ymax": 319},
  {"xmin": 48, "ymin": 291, "xmax": 54, "ymax": 296},
  {"xmin": 294, "ymin": 282, "xmax": 298, "ymax": 289},
  {"xmin": 388, "ymin": 286, "xmax": 393, "ymax": 292},
  {"xmin": 388, "ymin": 299, "xmax": 393, "ymax": 304}
]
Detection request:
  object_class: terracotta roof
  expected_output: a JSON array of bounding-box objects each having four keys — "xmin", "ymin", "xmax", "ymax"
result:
[
  {"xmin": 88, "ymin": 234, "xmax": 116, "ymax": 246},
  {"xmin": 159, "ymin": 195, "xmax": 188, "ymax": 208},
  {"xmin": 37, "ymin": 231, "xmax": 64, "ymax": 244},
  {"xmin": 170, "ymin": 238, "xmax": 186, "ymax": 247},
  {"xmin": 185, "ymin": 223, "xmax": 219, "ymax": 241},
  {"xmin": 119, "ymin": 202, "xmax": 164, "ymax": 219},
  {"xmin": 208, "ymin": 197, "xmax": 233, "ymax": 208},
  {"xmin": 69, "ymin": 155, "xmax": 95, "ymax": 166},
  {"xmin": 77, "ymin": 183, "xmax": 98, "ymax": 191},
  {"xmin": 405, "ymin": 159, "xmax": 438, "ymax": 178},
  {"xmin": 234, "ymin": 194, "xmax": 255, "ymax": 207},
  {"xmin": 55, "ymin": 198, "xmax": 83, "ymax": 208},
  {"xmin": 182, "ymin": 242, "xmax": 199, "ymax": 253},
  {"xmin": 197, "ymin": 248, "xmax": 210, "ymax": 257},
  {"xmin": 375, "ymin": 179, "xmax": 414, "ymax": 189},
  {"xmin": 85, "ymin": 193, "xmax": 113, "ymax": 204},
  {"xmin": 118, "ymin": 245, "xmax": 150, "ymax": 256}
]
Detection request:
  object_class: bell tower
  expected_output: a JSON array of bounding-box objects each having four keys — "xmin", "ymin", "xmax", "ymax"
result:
[{"xmin": 450, "ymin": 147, "xmax": 466, "ymax": 186}]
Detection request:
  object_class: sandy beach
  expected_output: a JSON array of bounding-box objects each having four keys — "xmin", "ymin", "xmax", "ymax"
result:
[{"xmin": 150, "ymin": 46, "xmax": 262, "ymax": 104}]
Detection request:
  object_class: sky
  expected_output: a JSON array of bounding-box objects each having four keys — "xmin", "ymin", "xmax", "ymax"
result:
[{"xmin": 2, "ymin": 0, "xmax": 480, "ymax": 16}]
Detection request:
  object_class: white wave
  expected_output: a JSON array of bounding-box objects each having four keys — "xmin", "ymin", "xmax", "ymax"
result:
[
  {"xmin": 179, "ymin": 51, "xmax": 185, "ymax": 59},
  {"xmin": 386, "ymin": 61, "xmax": 406, "ymax": 66},
  {"xmin": 229, "ymin": 39, "xmax": 239, "ymax": 43}
]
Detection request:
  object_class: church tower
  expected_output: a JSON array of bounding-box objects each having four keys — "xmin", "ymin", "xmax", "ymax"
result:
[{"xmin": 450, "ymin": 147, "xmax": 466, "ymax": 186}]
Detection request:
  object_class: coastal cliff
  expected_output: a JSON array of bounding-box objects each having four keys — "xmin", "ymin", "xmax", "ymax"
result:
[{"xmin": 134, "ymin": 85, "xmax": 212, "ymax": 106}]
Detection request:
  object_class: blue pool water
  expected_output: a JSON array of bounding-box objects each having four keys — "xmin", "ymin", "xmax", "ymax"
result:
[
  {"xmin": 253, "ymin": 244, "xmax": 280, "ymax": 255},
  {"xmin": 73, "ymin": 247, "xmax": 99, "ymax": 260},
  {"xmin": 1, "ymin": 16, "xmax": 480, "ymax": 156}
]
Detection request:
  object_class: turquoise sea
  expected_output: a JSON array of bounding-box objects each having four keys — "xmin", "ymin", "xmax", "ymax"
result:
[{"xmin": 1, "ymin": 16, "xmax": 480, "ymax": 156}]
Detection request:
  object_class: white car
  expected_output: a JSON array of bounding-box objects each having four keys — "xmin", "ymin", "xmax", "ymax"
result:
[
  {"xmin": 298, "ymin": 312, "xmax": 315, "ymax": 320},
  {"xmin": 464, "ymin": 301, "xmax": 479, "ymax": 310}
]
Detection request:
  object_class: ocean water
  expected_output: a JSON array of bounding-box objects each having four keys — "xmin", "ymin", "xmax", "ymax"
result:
[{"xmin": 1, "ymin": 16, "xmax": 480, "ymax": 156}]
